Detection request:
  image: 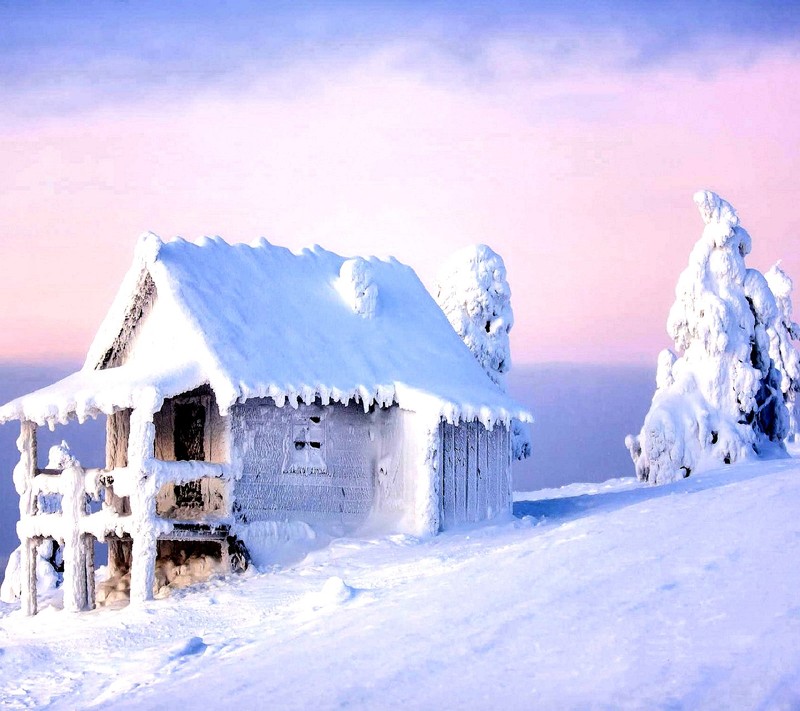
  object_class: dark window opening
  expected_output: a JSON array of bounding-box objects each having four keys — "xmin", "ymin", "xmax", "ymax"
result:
[
  {"xmin": 173, "ymin": 401, "xmax": 206, "ymax": 509},
  {"xmin": 174, "ymin": 402, "xmax": 206, "ymax": 462}
]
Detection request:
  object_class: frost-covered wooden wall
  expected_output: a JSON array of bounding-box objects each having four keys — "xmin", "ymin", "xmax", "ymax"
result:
[
  {"xmin": 439, "ymin": 421, "xmax": 511, "ymax": 529},
  {"xmin": 231, "ymin": 401, "xmax": 381, "ymax": 528}
]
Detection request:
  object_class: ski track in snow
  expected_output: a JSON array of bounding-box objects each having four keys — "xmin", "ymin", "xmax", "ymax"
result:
[{"xmin": 2, "ymin": 458, "xmax": 800, "ymax": 709}]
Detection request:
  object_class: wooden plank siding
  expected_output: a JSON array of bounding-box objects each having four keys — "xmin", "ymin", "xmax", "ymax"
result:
[
  {"xmin": 477, "ymin": 420, "xmax": 489, "ymax": 520},
  {"xmin": 442, "ymin": 422, "xmax": 456, "ymax": 529},
  {"xmin": 466, "ymin": 422, "xmax": 477, "ymax": 522},
  {"xmin": 439, "ymin": 420, "xmax": 511, "ymax": 530}
]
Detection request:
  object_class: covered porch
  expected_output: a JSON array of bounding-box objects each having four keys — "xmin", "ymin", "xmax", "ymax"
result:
[{"xmin": 2, "ymin": 363, "xmax": 234, "ymax": 615}]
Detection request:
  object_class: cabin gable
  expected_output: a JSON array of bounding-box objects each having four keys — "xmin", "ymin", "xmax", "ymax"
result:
[{"xmin": 97, "ymin": 270, "xmax": 157, "ymax": 369}]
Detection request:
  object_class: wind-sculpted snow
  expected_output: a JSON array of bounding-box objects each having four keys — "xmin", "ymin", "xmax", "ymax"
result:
[
  {"xmin": 627, "ymin": 191, "xmax": 791, "ymax": 484},
  {"xmin": 2, "ymin": 457, "xmax": 800, "ymax": 709}
]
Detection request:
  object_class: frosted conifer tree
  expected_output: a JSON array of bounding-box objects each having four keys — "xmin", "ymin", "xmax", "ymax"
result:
[
  {"xmin": 765, "ymin": 262, "xmax": 800, "ymax": 440},
  {"xmin": 626, "ymin": 191, "xmax": 788, "ymax": 484},
  {"xmin": 435, "ymin": 244, "xmax": 532, "ymax": 460}
]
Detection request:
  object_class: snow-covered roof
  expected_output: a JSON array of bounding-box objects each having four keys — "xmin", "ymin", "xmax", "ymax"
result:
[{"xmin": 1, "ymin": 235, "xmax": 531, "ymax": 428}]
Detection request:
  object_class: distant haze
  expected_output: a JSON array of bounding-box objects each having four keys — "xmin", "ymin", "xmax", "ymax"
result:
[
  {"xmin": 0, "ymin": 361, "xmax": 654, "ymax": 572},
  {"xmin": 509, "ymin": 364, "xmax": 653, "ymax": 490}
]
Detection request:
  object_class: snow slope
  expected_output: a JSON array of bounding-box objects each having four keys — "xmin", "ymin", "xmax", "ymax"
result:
[{"xmin": 2, "ymin": 457, "xmax": 800, "ymax": 710}]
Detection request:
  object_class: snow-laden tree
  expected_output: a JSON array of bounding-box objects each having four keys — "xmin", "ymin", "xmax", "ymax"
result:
[
  {"xmin": 626, "ymin": 191, "xmax": 789, "ymax": 484},
  {"xmin": 765, "ymin": 262, "xmax": 800, "ymax": 440},
  {"xmin": 435, "ymin": 244, "xmax": 532, "ymax": 460}
]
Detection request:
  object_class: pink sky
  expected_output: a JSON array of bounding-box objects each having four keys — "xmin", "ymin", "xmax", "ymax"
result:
[{"xmin": 1, "ymin": 42, "xmax": 799, "ymax": 367}]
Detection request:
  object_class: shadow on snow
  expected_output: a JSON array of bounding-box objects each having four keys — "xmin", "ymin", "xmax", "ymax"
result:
[{"xmin": 513, "ymin": 454, "xmax": 796, "ymax": 526}]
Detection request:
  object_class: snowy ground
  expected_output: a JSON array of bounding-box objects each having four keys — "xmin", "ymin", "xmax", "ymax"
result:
[{"xmin": 2, "ymin": 456, "xmax": 800, "ymax": 710}]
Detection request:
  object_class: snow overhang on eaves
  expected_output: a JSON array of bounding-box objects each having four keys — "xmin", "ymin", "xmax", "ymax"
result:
[
  {"xmin": 0, "ymin": 361, "xmax": 206, "ymax": 429},
  {"xmin": 391, "ymin": 383, "xmax": 532, "ymax": 430},
  {"xmin": 0, "ymin": 365, "xmax": 532, "ymax": 431},
  {"xmin": 208, "ymin": 377, "xmax": 531, "ymax": 429}
]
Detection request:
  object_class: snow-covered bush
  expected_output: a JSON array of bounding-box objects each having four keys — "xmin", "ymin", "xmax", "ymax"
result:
[
  {"xmin": 765, "ymin": 262, "xmax": 800, "ymax": 440},
  {"xmin": 0, "ymin": 539, "xmax": 61, "ymax": 604},
  {"xmin": 435, "ymin": 244, "xmax": 532, "ymax": 460},
  {"xmin": 626, "ymin": 191, "xmax": 789, "ymax": 484}
]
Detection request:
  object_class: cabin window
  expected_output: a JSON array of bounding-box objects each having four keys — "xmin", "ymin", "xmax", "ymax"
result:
[{"xmin": 283, "ymin": 409, "xmax": 327, "ymax": 475}]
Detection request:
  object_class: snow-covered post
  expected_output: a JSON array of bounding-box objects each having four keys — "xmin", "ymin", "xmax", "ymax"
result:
[
  {"xmin": 84, "ymin": 534, "xmax": 95, "ymax": 610},
  {"xmin": 61, "ymin": 461, "xmax": 91, "ymax": 612},
  {"xmin": 128, "ymin": 408, "xmax": 158, "ymax": 604},
  {"xmin": 14, "ymin": 421, "xmax": 38, "ymax": 616}
]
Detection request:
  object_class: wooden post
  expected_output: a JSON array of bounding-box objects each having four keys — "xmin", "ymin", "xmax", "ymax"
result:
[
  {"xmin": 105, "ymin": 409, "xmax": 131, "ymax": 516},
  {"xmin": 16, "ymin": 421, "xmax": 37, "ymax": 616},
  {"xmin": 20, "ymin": 538, "xmax": 38, "ymax": 617},
  {"xmin": 84, "ymin": 533, "xmax": 96, "ymax": 610}
]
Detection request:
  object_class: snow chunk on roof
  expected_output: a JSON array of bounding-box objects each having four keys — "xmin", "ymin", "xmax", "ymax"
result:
[
  {"xmin": 2, "ymin": 237, "xmax": 530, "ymax": 427},
  {"xmin": 335, "ymin": 257, "xmax": 378, "ymax": 318}
]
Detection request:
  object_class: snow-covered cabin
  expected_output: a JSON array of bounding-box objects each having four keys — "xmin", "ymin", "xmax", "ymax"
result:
[{"xmin": 0, "ymin": 235, "xmax": 530, "ymax": 614}]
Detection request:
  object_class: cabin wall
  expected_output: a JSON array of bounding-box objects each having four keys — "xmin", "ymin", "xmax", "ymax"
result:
[
  {"xmin": 230, "ymin": 401, "xmax": 418, "ymax": 532},
  {"xmin": 373, "ymin": 407, "xmax": 423, "ymax": 530},
  {"xmin": 439, "ymin": 421, "xmax": 511, "ymax": 529},
  {"xmin": 229, "ymin": 401, "xmax": 510, "ymax": 534},
  {"xmin": 230, "ymin": 400, "xmax": 379, "ymax": 529}
]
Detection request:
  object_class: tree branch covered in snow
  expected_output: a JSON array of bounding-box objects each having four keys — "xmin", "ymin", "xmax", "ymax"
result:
[
  {"xmin": 435, "ymin": 244, "xmax": 532, "ymax": 460},
  {"xmin": 626, "ymin": 191, "xmax": 790, "ymax": 484}
]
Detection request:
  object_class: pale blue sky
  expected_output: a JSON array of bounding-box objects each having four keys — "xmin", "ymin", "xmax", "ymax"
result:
[{"xmin": 3, "ymin": 1, "xmax": 798, "ymax": 120}]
